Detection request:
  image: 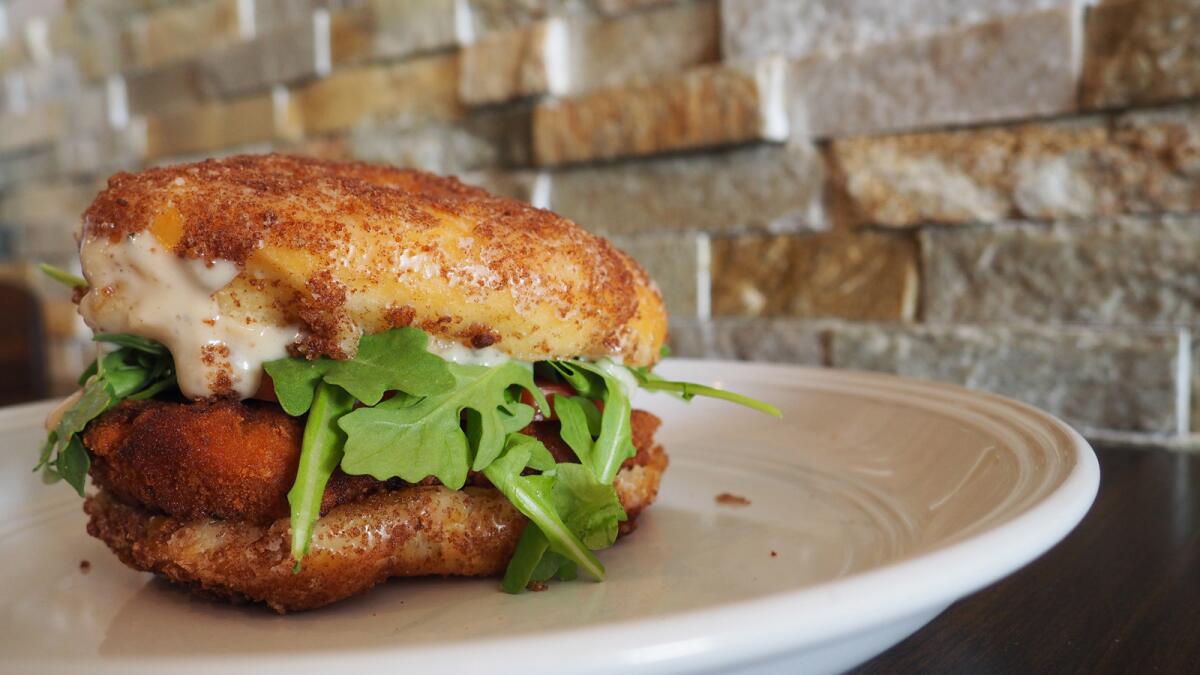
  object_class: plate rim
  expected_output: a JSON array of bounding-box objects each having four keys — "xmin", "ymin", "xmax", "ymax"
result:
[{"xmin": 11, "ymin": 360, "xmax": 1100, "ymax": 674}]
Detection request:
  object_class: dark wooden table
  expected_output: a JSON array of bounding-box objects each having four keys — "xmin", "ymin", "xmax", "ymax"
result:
[{"xmin": 852, "ymin": 445, "xmax": 1200, "ymax": 673}]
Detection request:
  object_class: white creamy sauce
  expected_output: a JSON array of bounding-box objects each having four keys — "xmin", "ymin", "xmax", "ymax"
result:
[
  {"xmin": 425, "ymin": 337, "xmax": 514, "ymax": 367},
  {"xmin": 78, "ymin": 233, "xmax": 300, "ymax": 399}
]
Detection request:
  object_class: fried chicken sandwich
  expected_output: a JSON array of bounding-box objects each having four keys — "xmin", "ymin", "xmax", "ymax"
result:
[{"xmin": 36, "ymin": 155, "xmax": 778, "ymax": 612}]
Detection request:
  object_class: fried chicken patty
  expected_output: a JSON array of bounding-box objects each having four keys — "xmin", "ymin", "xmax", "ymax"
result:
[
  {"xmin": 83, "ymin": 399, "xmax": 664, "ymax": 524},
  {"xmin": 81, "ymin": 400, "xmax": 668, "ymax": 611}
]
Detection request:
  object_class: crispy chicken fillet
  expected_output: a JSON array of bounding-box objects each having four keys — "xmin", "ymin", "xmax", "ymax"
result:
[{"xmin": 82, "ymin": 401, "xmax": 667, "ymax": 612}]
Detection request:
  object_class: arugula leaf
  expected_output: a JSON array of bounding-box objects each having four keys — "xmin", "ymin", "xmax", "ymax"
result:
[
  {"xmin": 93, "ymin": 333, "xmax": 168, "ymax": 355},
  {"xmin": 288, "ymin": 381, "xmax": 355, "ymax": 570},
  {"xmin": 552, "ymin": 395, "xmax": 596, "ymax": 466},
  {"xmin": 553, "ymin": 463, "xmax": 626, "ymax": 549},
  {"xmin": 502, "ymin": 526, "xmax": 552, "ymax": 593},
  {"xmin": 38, "ymin": 262, "xmax": 86, "ymax": 289},
  {"xmin": 561, "ymin": 361, "xmax": 635, "ymax": 484},
  {"xmin": 37, "ymin": 334, "xmax": 177, "ymax": 495},
  {"xmin": 338, "ymin": 361, "xmax": 546, "ymax": 487},
  {"xmin": 265, "ymin": 327, "xmax": 456, "ymax": 415},
  {"xmin": 263, "ymin": 358, "xmax": 329, "ymax": 416},
  {"xmin": 322, "ymin": 328, "xmax": 454, "ymax": 404},
  {"xmin": 482, "ymin": 436, "xmax": 604, "ymax": 584},
  {"xmin": 636, "ymin": 379, "xmax": 781, "ymax": 417}
]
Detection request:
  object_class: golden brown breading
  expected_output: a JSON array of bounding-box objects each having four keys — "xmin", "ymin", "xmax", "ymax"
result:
[
  {"xmin": 79, "ymin": 155, "xmax": 667, "ymax": 378},
  {"xmin": 83, "ymin": 399, "xmax": 382, "ymax": 525},
  {"xmin": 82, "ymin": 399, "xmax": 664, "ymax": 525},
  {"xmin": 85, "ymin": 442, "xmax": 668, "ymax": 613}
]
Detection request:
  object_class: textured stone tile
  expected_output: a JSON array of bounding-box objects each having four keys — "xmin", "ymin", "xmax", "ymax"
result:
[
  {"xmin": 723, "ymin": 0, "xmax": 1065, "ymax": 61},
  {"xmin": 829, "ymin": 322, "xmax": 1180, "ymax": 433},
  {"xmin": 790, "ymin": 6, "xmax": 1079, "ymax": 138},
  {"xmin": 552, "ymin": 0, "xmax": 719, "ymax": 95},
  {"xmin": 124, "ymin": 59, "xmax": 207, "ymax": 115},
  {"xmin": 0, "ymin": 106, "xmax": 63, "ymax": 153},
  {"xmin": 922, "ymin": 217, "xmax": 1200, "ymax": 327},
  {"xmin": 830, "ymin": 105, "xmax": 1200, "ymax": 227},
  {"xmin": 131, "ymin": 0, "xmax": 246, "ymax": 70},
  {"xmin": 145, "ymin": 93, "xmax": 298, "ymax": 160},
  {"xmin": 0, "ymin": 149, "xmax": 56, "ymax": 190},
  {"xmin": 331, "ymin": 1, "xmax": 458, "ymax": 65},
  {"xmin": 198, "ymin": 17, "xmax": 325, "ymax": 97},
  {"xmin": 1192, "ymin": 334, "xmax": 1200, "ymax": 434},
  {"xmin": 295, "ymin": 55, "xmax": 461, "ymax": 135},
  {"xmin": 1082, "ymin": 0, "xmax": 1200, "ymax": 109},
  {"xmin": 369, "ymin": 0, "xmax": 459, "ymax": 59},
  {"xmin": 455, "ymin": 170, "xmax": 540, "ymax": 203},
  {"xmin": 0, "ymin": 182, "xmax": 95, "ymax": 232},
  {"xmin": 592, "ymin": 0, "xmax": 679, "ymax": 15},
  {"xmin": 608, "ymin": 233, "xmax": 705, "ymax": 316},
  {"xmin": 459, "ymin": 20, "xmax": 555, "ymax": 105},
  {"xmin": 711, "ymin": 232, "xmax": 918, "ymax": 320},
  {"xmin": 666, "ymin": 317, "xmax": 827, "ymax": 364},
  {"xmin": 548, "ymin": 142, "xmax": 824, "ymax": 235},
  {"xmin": 56, "ymin": 122, "xmax": 147, "ymax": 176},
  {"xmin": 465, "ymin": 0, "xmax": 586, "ymax": 35},
  {"xmin": 349, "ymin": 108, "xmax": 531, "ymax": 172},
  {"xmin": 533, "ymin": 60, "xmax": 788, "ymax": 166}
]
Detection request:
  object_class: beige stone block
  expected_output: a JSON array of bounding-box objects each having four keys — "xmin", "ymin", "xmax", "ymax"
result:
[
  {"xmin": 711, "ymin": 232, "xmax": 917, "ymax": 320},
  {"xmin": 145, "ymin": 92, "xmax": 298, "ymax": 159},
  {"xmin": 548, "ymin": 142, "xmax": 824, "ymax": 235},
  {"xmin": 0, "ymin": 105, "xmax": 63, "ymax": 153},
  {"xmin": 609, "ymin": 233, "xmax": 705, "ymax": 316},
  {"xmin": 723, "ymin": 0, "xmax": 1066, "ymax": 61},
  {"xmin": 592, "ymin": 0, "xmax": 680, "ymax": 15},
  {"xmin": 459, "ymin": 21, "xmax": 555, "ymax": 105},
  {"xmin": 198, "ymin": 17, "xmax": 325, "ymax": 97},
  {"xmin": 1081, "ymin": 0, "xmax": 1200, "ymax": 108},
  {"xmin": 830, "ymin": 104, "xmax": 1200, "ymax": 227},
  {"xmin": 132, "ymin": 0, "xmax": 247, "ymax": 69},
  {"xmin": 295, "ymin": 55, "xmax": 461, "ymax": 135},
  {"xmin": 125, "ymin": 59, "xmax": 207, "ymax": 115},
  {"xmin": 465, "ymin": 0, "xmax": 584, "ymax": 35},
  {"xmin": 349, "ymin": 108, "xmax": 532, "ymax": 173},
  {"xmin": 330, "ymin": 1, "xmax": 460, "ymax": 66},
  {"xmin": 789, "ymin": 6, "xmax": 1080, "ymax": 138},
  {"xmin": 921, "ymin": 216, "xmax": 1200, "ymax": 327},
  {"xmin": 370, "ymin": 0, "xmax": 459, "ymax": 59},
  {"xmin": 552, "ymin": 0, "xmax": 719, "ymax": 96},
  {"xmin": 455, "ymin": 169, "xmax": 540, "ymax": 203},
  {"xmin": 533, "ymin": 60, "xmax": 788, "ymax": 166}
]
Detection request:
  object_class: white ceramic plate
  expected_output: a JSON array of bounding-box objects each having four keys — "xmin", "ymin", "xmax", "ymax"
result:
[{"xmin": 1, "ymin": 360, "xmax": 1098, "ymax": 674}]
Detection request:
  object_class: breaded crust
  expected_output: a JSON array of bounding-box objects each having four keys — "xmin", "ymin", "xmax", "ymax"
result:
[
  {"xmin": 80, "ymin": 155, "xmax": 667, "ymax": 368},
  {"xmin": 85, "ymin": 445, "xmax": 668, "ymax": 613},
  {"xmin": 82, "ymin": 398, "xmax": 663, "ymax": 525},
  {"xmin": 83, "ymin": 399, "xmax": 382, "ymax": 525}
]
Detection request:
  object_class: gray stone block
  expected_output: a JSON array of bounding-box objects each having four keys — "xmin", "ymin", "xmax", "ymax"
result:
[
  {"xmin": 921, "ymin": 218, "xmax": 1200, "ymax": 327},
  {"xmin": 829, "ymin": 322, "xmax": 1180, "ymax": 433}
]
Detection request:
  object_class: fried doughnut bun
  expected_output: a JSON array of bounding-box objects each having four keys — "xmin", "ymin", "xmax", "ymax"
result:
[{"xmin": 80, "ymin": 154, "xmax": 667, "ymax": 368}]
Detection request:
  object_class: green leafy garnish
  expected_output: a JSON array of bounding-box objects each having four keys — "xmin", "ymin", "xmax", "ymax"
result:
[
  {"xmin": 38, "ymin": 262, "xmax": 86, "ymax": 289},
  {"xmin": 556, "ymin": 361, "xmax": 635, "ymax": 484},
  {"xmin": 264, "ymin": 327, "xmax": 454, "ymax": 415},
  {"xmin": 482, "ymin": 434, "xmax": 605, "ymax": 584},
  {"xmin": 338, "ymin": 361, "xmax": 546, "ymax": 487},
  {"xmin": 36, "ymin": 334, "xmax": 176, "ymax": 495},
  {"xmin": 288, "ymin": 381, "xmax": 355, "ymax": 572},
  {"xmin": 634, "ymin": 377, "xmax": 781, "ymax": 418}
]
